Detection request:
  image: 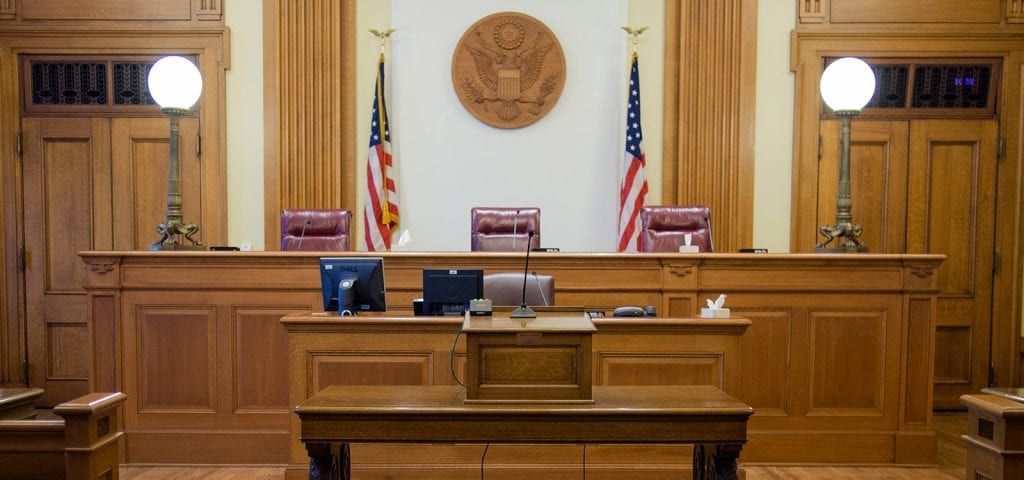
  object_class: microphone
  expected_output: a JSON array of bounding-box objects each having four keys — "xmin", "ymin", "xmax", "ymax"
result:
[
  {"xmin": 296, "ymin": 219, "xmax": 312, "ymax": 250},
  {"xmin": 512, "ymin": 209, "xmax": 521, "ymax": 251},
  {"xmin": 510, "ymin": 231, "xmax": 537, "ymax": 318},
  {"xmin": 531, "ymin": 271, "xmax": 549, "ymax": 306}
]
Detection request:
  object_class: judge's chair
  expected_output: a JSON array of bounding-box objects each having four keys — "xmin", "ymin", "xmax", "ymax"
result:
[
  {"xmin": 639, "ymin": 205, "xmax": 713, "ymax": 253},
  {"xmin": 471, "ymin": 207, "xmax": 540, "ymax": 252},
  {"xmin": 280, "ymin": 209, "xmax": 352, "ymax": 251},
  {"xmin": 484, "ymin": 272, "xmax": 555, "ymax": 307}
]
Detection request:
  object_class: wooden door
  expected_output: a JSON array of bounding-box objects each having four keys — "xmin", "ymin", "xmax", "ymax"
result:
[
  {"xmin": 111, "ymin": 117, "xmax": 202, "ymax": 250},
  {"xmin": 816, "ymin": 119, "xmax": 909, "ymax": 253},
  {"xmin": 907, "ymin": 119, "xmax": 998, "ymax": 409},
  {"xmin": 22, "ymin": 117, "xmax": 113, "ymax": 406},
  {"xmin": 818, "ymin": 118, "xmax": 998, "ymax": 409},
  {"xmin": 22, "ymin": 115, "xmax": 201, "ymax": 406}
]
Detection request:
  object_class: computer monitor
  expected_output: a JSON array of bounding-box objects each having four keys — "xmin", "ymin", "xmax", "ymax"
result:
[
  {"xmin": 319, "ymin": 257, "xmax": 386, "ymax": 314},
  {"xmin": 422, "ymin": 268, "xmax": 483, "ymax": 316}
]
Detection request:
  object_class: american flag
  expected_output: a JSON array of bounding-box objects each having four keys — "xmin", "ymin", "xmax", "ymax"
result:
[
  {"xmin": 363, "ymin": 54, "xmax": 400, "ymax": 251},
  {"xmin": 617, "ymin": 54, "xmax": 649, "ymax": 252}
]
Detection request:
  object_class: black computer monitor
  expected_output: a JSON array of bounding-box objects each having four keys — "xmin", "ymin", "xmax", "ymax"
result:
[
  {"xmin": 319, "ymin": 257, "xmax": 386, "ymax": 314},
  {"xmin": 422, "ymin": 268, "xmax": 483, "ymax": 316}
]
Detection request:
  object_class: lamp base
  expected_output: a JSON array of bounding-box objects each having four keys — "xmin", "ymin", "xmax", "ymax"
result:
[
  {"xmin": 813, "ymin": 244, "xmax": 869, "ymax": 254},
  {"xmin": 150, "ymin": 243, "xmax": 206, "ymax": 251}
]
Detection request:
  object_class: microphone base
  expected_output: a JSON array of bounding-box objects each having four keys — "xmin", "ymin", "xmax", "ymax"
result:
[{"xmin": 509, "ymin": 305, "xmax": 537, "ymax": 318}]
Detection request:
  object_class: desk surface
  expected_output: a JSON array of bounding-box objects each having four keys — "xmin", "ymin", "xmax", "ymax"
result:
[{"xmin": 296, "ymin": 385, "xmax": 752, "ymax": 444}]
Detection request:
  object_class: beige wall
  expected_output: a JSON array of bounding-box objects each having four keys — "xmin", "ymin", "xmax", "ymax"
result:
[{"xmin": 226, "ymin": 0, "xmax": 796, "ymax": 252}]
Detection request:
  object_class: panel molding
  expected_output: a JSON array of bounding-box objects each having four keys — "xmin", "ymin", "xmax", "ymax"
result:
[
  {"xmin": 662, "ymin": 0, "xmax": 756, "ymax": 252},
  {"xmin": 263, "ymin": 0, "xmax": 357, "ymax": 249}
]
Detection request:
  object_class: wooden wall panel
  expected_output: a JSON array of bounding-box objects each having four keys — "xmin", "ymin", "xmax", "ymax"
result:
[
  {"xmin": 137, "ymin": 307, "xmax": 215, "ymax": 410},
  {"xmin": 597, "ymin": 354, "xmax": 722, "ymax": 388},
  {"xmin": 808, "ymin": 309, "xmax": 886, "ymax": 413},
  {"xmin": 663, "ymin": 0, "xmax": 756, "ymax": 253},
  {"xmin": 934, "ymin": 325, "xmax": 971, "ymax": 383},
  {"xmin": 312, "ymin": 354, "xmax": 432, "ymax": 391},
  {"xmin": 233, "ymin": 307, "xmax": 292, "ymax": 410},
  {"xmin": 830, "ymin": 0, "xmax": 1000, "ymax": 24},
  {"xmin": 735, "ymin": 309, "xmax": 790, "ymax": 415},
  {"xmin": 264, "ymin": 0, "xmax": 356, "ymax": 249},
  {"xmin": 20, "ymin": 0, "xmax": 192, "ymax": 20}
]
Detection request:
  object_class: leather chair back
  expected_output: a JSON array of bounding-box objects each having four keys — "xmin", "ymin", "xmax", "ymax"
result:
[
  {"xmin": 484, "ymin": 272, "xmax": 554, "ymax": 306},
  {"xmin": 639, "ymin": 205, "xmax": 713, "ymax": 253},
  {"xmin": 471, "ymin": 207, "xmax": 540, "ymax": 252},
  {"xmin": 280, "ymin": 209, "xmax": 352, "ymax": 251}
]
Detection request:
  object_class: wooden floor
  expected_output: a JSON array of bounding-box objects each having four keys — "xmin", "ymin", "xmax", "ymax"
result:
[{"xmin": 121, "ymin": 412, "xmax": 966, "ymax": 480}]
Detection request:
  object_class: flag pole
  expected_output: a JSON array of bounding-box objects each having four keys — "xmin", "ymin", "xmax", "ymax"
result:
[{"xmin": 369, "ymin": 28, "xmax": 395, "ymax": 227}]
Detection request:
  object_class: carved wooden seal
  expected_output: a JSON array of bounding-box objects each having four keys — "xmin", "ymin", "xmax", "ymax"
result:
[{"xmin": 451, "ymin": 11, "xmax": 566, "ymax": 129}]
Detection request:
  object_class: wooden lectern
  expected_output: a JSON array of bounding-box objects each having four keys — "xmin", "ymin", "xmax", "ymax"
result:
[{"xmin": 462, "ymin": 313, "xmax": 596, "ymax": 403}]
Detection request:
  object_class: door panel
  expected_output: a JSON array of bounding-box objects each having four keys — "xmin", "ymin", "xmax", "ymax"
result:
[
  {"xmin": 112, "ymin": 117, "xmax": 202, "ymax": 250},
  {"xmin": 22, "ymin": 117, "xmax": 111, "ymax": 406},
  {"xmin": 907, "ymin": 119, "xmax": 998, "ymax": 409},
  {"xmin": 817, "ymin": 120, "xmax": 909, "ymax": 253}
]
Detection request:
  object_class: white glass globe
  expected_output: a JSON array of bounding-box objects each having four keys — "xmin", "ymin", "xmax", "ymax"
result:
[
  {"xmin": 147, "ymin": 56, "xmax": 203, "ymax": 110},
  {"xmin": 819, "ymin": 57, "xmax": 876, "ymax": 112}
]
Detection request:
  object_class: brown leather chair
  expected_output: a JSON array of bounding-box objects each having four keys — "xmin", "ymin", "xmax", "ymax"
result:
[
  {"xmin": 639, "ymin": 205, "xmax": 713, "ymax": 253},
  {"xmin": 471, "ymin": 207, "xmax": 540, "ymax": 252},
  {"xmin": 484, "ymin": 272, "xmax": 554, "ymax": 306},
  {"xmin": 280, "ymin": 209, "xmax": 352, "ymax": 251}
]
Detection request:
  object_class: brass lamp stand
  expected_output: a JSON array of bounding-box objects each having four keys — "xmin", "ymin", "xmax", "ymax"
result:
[
  {"xmin": 147, "ymin": 55, "xmax": 204, "ymax": 251},
  {"xmin": 814, "ymin": 57, "xmax": 875, "ymax": 253},
  {"xmin": 151, "ymin": 106, "xmax": 203, "ymax": 250}
]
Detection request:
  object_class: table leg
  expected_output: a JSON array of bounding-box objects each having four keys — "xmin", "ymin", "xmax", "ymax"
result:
[
  {"xmin": 306, "ymin": 441, "xmax": 351, "ymax": 480},
  {"xmin": 693, "ymin": 443, "xmax": 743, "ymax": 480}
]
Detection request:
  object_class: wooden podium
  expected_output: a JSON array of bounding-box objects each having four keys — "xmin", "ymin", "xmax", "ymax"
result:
[
  {"xmin": 462, "ymin": 313, "xmax": 596, "ymax": 403},
  {"xmin": 962, "ymin": 388, "xmax": 1024, "ymax": 479}
]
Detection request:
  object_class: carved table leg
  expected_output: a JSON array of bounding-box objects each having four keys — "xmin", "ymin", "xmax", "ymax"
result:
[
  {"xmin": 306, "ymin": 441, "xmax": 351, "ymax": 480},
  {"xmin": 693, "ymin": 443, "xmax": 743, "ymax": 480}
]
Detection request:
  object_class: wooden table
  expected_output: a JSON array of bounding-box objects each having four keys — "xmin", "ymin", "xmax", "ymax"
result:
[{"xmin": 295, "ymin": 384, "xmax": 752, "ymax": 480}]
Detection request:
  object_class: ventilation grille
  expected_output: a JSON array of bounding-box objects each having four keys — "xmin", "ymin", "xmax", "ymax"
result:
[{"xmin": 22, "ymin": 55, "xmax": 197, "ymax": 115}]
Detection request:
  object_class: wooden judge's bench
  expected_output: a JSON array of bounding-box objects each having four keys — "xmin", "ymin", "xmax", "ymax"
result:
[{"xmin": 80, "ymin": 251, "xmax": 942, "ymax": 474}]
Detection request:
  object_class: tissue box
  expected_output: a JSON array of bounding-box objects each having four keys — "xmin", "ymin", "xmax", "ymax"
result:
[
  {"xmin": 678, "ymin": 245, "xmax": 700, "ymax": 253},
  {"xmin": 700, "ymin": 308, "xmax": 730, "ymax": 318}
]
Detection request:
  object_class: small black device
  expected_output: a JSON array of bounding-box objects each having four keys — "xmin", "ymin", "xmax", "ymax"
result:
[
  {"xmin": 613, "ymin": 306, "xmax": 645, "ymax": 317},
  {"xmin": 209, "ymin": 246, "xmax": 240, "ymax": 251},
  {"xmin": 422, "ymin": 268, "xmax": 484, "ymax": 316},
  {"xmin": 319, "ymin": 257, "xmax": 386, "ymax": 314},
  {"xmin": 739, "ymin": 248, "xmax": 768, "ymax": 253}
]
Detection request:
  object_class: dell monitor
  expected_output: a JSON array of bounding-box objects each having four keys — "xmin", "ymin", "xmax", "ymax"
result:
[
  {"xmin": 422, "ymin": 268, "xmax": 483, "ymax": 316},
  {"xmin": 319, "ymin": 257, "xmax": 386, "ymax": 314}
]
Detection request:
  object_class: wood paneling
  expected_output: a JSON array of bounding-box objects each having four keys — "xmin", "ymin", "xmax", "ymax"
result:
[
  {"xmin": 233, "ymin": 307, "xmax": 291, "ymax": 410},
  {"xmin": 312, "ymin": 353, "xmax": 431, "ymax": 390},
  {"xmin": 662, "ymin": 0, "xmax": 756, "ymax": 252},
  {"xmin": 80, "ymin": 251, "xmax": 940, "ymax": 466},
  {"xmin": 598, "ymin": 354, "xmax": 722, "ymax": 387},
  {"xmin": 20, "ymin": 0, "xmax": 191, "ymax": 20},
  {"xmin": 263, "ymin": 0, "xmax": 357, "ymax": 249},
  {"xmin": 830, "ymin": 0, "xmax": 1001, "ymax": 24},
  {"xmin": 137, "ymin": 307, "xmax": 215, "ymax": 410}
]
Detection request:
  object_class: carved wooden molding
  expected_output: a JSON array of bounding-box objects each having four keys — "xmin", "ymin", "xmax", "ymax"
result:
[
  {"xmin": 910, "ymin": 267, "xmax": 934, "ymax": 278},
  {"xmin": 663, "ymin": 0, "xmax": 756, "ymax": 253},
  {"xmin": 668, "ymin": 265, "xmax": 694, "ymax": 277},
  {"xmin": 263, "ymin": 0, "xmax": 357, "ymax": 249},
  {"xmin": 1010, "ymin": 0, "xmax": 1024, "ymax": 23},
  {"xmin": 799, "ymin": 0, "xmax": 826, "ymax": 23},
  {"xmin": 197, "ymin": 0, "xmax": 222, "ymax": 21},
  {"xmin": 0, "ymin": 0, "xmax": 14, "ymax": 20},
  {"xmin": 88, "ymin": 262, "xmax": 115, "ymax": 274},
  {"xmin": 451, "ymin": 11, "xmax": 565, "ymax": 129}
]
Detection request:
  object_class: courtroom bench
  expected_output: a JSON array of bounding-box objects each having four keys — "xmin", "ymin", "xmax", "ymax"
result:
[{"xmin": 0, "ymin": 390, "xmax": 125, "ymax": 480}]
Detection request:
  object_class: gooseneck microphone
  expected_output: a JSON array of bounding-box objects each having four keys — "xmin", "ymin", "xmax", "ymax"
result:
[
  {"xmin": 296, "ymin": 219, "xmax": 312, "ymax": 250},
  {"xmin": 512, "ymin": 209, "xmax": 521, "ymax": 251},
  {"xmin": 531, "ymin": 271, "xmax": 549, "ymax": 306},
  {"xmin": 510, "ymin": 231, "xmax": 537, "ymax": 318}
]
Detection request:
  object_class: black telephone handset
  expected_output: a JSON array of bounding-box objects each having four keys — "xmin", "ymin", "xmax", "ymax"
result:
[{"xmin": 613, "ymin": 306, "xmax": 645, "ymax": 317}]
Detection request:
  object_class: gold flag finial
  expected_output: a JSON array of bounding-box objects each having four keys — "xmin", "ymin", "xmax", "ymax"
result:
[
  {"xmin": 369, "ymin": 28, "xmax": 396, "ymax": 55},
  {"xmin": 621, "ymin": 26, "xmax": 649, "ymax": 55}
]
